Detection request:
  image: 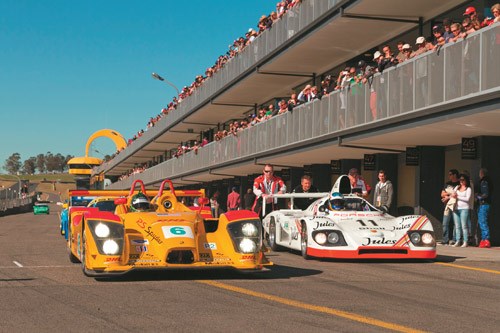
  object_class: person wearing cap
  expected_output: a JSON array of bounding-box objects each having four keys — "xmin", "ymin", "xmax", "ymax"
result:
[
  {"xmin": 399, "ymin": 43, "xmax": 412, "ymax": 62},
  {"xmin": 432, "ymin": 25, "xmax": 448, "ymax": 45},
  {"xmin": 227, "ymin": 186, "xmax": 240, "ymax": 211},
  {"xmin": 410, "ymin": 36, "xmax": 428, "ymax": 58},
  {"xmin": 373, "ymin": 50, "xmax": 393, "ymax": 73}
]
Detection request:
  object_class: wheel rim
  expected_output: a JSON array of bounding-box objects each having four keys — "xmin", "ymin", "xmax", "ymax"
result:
[{"xmin": 301, "ymin": 223, "xmax": 307, "ymax": 256}]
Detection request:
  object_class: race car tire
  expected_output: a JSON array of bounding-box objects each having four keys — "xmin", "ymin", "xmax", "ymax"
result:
[
  {"xmin": 81, "ymin": 228, "xmax": 92, "ymax": 276},
  {"xmin": 268, "ymin": 218, "xmax": 284, "ymax": 252},
  {"xmin": 300, "ymin": 222, "xmax": 310, "ymax": 260}
]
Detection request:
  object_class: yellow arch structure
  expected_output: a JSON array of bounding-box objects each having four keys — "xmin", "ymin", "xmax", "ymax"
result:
[
  {"xmin": 84, "ymin": 129, "xmax": 127, "ymax": 158},
  {"xmin": 68, "ymin": 129, "xmax": 127, "ymax": 176}
]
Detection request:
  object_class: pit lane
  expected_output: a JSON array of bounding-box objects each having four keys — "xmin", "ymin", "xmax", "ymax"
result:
[{"xmin": 1, "ymin": 207, "xmax": 499, "ymax": 332}]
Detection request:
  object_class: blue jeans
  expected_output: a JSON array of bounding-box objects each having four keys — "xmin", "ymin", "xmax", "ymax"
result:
[
  {"xmin": 442, "ymin": 210, "xmax": 455, "ymax": 243},
  {"xmin": 478, "ymin": 204, "xmax": 490, "ymax": 240},
  {"xmin": 452, "ymin": 209, "xmax": 469, "ymax": 243}
]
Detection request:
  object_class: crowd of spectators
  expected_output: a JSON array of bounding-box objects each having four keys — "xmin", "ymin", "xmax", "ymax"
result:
[{"xmin": 113, "ymin": 3, "xmax": 499, "ymax": 181}]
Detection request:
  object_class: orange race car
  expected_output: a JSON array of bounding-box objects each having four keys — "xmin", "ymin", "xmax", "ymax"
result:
[{"xmin": 66, "ymin": 179, "xmax": 271, "ymax": 277}]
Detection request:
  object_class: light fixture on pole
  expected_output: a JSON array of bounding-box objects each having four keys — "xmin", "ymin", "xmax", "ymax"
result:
[{"xmin": 151, "ymin": 72, "xmax": 180, "ymax": 96}]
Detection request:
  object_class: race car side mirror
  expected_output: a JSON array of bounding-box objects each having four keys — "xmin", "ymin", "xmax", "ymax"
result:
[
  {"xmin": 198, "ymin": 197, "xmax": 209, "ymax": 206},
  {"xmin": 114, "ymin": 198, "xmax": 127, "ymax": 205},
  {"xmin": 319, "ymin": 205, "xmax": 327, "ymax": 213}
]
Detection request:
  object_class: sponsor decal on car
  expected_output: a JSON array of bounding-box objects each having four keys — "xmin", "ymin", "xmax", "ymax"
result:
[
  {"xmin": 135, "ymin": 245, "xmax": 148, "ymax": 252},
  {"xmin": 131, "ymin": 239, "xmax": 149, "ymax": 245},
  {"xmin": 203, "ymin": 242, "xmax": 217, "ymax": 250},
  {"xmin": 161, "ymin": 226, "xmax": 194, "ymax": 239}
]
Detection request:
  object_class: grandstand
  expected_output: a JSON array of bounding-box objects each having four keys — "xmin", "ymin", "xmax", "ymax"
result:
[{"xmin": 92, "ymin": 0, "xmax": 500, "ymax": 244}]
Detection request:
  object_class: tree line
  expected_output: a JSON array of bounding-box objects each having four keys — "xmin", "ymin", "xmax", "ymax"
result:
[{"xmin": 2, "ymin": 152, "xmax": 74, "ymax": 175}]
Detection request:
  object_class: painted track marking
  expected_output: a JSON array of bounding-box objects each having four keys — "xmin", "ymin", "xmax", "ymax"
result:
[{"xmin": 198, "ymin": 280, "xmax": 426, "ymax": 333}]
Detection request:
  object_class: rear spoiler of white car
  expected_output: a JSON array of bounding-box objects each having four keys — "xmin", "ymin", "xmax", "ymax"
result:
[{"xmin": 261, "ymin": 192, "xmax": 329, "ymax": 216}]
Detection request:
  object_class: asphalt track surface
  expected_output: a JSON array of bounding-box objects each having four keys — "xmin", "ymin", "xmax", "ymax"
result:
[{"xmin": 1, "ymin": 202, "xmax": 499, "ymax": 333}]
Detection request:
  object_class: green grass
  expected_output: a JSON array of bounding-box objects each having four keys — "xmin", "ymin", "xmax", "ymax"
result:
[{"xmin": 1, "ymin": 173, "xmax": 75, "ymax": 183}]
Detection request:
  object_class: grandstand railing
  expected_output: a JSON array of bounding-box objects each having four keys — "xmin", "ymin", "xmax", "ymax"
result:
[
  {"xmin": 106, "ymin": 24, "xmax": 500, "ymax": 189},
  {"xmin": 100, "ymin": 0, "xmax": 341, "ymax": 169}
]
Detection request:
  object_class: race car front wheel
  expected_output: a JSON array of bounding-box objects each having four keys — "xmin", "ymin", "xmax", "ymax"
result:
[
  {"xmin": 81, "ymin": 229, "xmax": 92, "ymax": 276},
  {"xmin": 301, "ymin": 222, "xmax": 310, "ymax": 260},
  {"xmin": 268, "ymin": 218, "xmax": 284, "ymax": 252}
]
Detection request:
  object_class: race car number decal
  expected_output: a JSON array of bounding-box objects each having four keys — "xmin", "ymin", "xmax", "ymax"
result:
[
  {"xmin": 161, "ymin": 226, "xmax": 194, "ymax": 239},
  {"xmin": 204, "ymin": 243, "xmax": 217, "ymax": 250}
]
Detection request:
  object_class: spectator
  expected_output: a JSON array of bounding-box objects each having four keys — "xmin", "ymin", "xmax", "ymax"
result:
[
  {"xmin": 492, "ymin": 3, "xmax": 500, "ymax": 23},
  {"xmin": 348, "ymin": 168, "xmax": 368, "ymax": 199},
  {"xmin": 243, "ymin": 188, "xmax": 256, "ymax": 210},
  {"xmin": 210, "ymin": 191, "xmax": 220, "ymax": 218},
  {"xmin": 450, "ymin": 22, "xmax": 465, "ymax": 42},
  {"xmin": 252, "ymin": 164, "xmax": 286, "ymax": 217},
  {"xmin": 291, "ymin": 175, "xmax": 319, "ymax": 210},
  {"xmin": 451, "ymin": 174, "xmax": 471, "ymax": 247},
  {"xmin": 410, "ymin": 36, "xmax": 428, "ymax": 58},
  {"xmin": 476, "ymin": 168, "xmax": 492, "ymax": 248},
  {"xmin": 440, "ymin": 169, "xmax": 460, "ymax": 245},
  {"xmin": 431, "ymin": 25, "xmax": 447, "ymax": 45},
  {"xmin": 462, "ymin": 16, "xmax": 476, "ymax": 34},
  {"xmin": 399, "ymin": 44, "xmax": 412, "ymax": 62},
  {"xmin": 373, "ymin": 170, "xmax": 393, "ymax": 213},
  {"xmin": 442, "ymin": 18, "xmax": 454, "ymax": 41},
  {"xmin": 298, "ymin": 84, "xmax": 313, "ymax": 103},
  {"xmin": 395, "ymin": 41, "xmax": 407, "ymax": 63},
  {"xmin": 287, "ymin": 93, "xmax": 300, "ymax": 111},
  {"xmin": 227, "ymin": 187, "xmax": 240, "ymax": 211},
  {"xmin": 277, "ymin": 99, "xmax": 289, "ymax": 115}
]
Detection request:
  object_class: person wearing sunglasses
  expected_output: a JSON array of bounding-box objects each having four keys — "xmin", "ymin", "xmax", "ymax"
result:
[{"xmin": 252, "ymin": 164, "xmax": 286, "ymax": 217}]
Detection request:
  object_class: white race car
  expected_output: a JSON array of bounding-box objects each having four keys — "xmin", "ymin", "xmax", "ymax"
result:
[{"xmin": 262, "ymin": 175, "xmax": 436, "ymax": 260}]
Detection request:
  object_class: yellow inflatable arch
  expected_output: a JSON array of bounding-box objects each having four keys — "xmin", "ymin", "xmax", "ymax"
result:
[
  {"xmin": 84, "ymin": 129, "xmax": 127, "ymax": 157},
  {"xmin": 68, "ymin": 129, "xmax": 127, "ymax": 175}
]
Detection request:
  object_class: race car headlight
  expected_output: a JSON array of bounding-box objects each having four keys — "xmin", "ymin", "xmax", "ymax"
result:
[
  {"xmin": 408, "ymin": 230, "xmax": 435, "ymax": 247},
  {"xmin": 102, "ymin": 240, "xmax": 120, "ymax": 255},
  {"xmin": 410, "ymin": 232, "xmax": 421, "ymax": 244},
  {"xmin": 312, "ymin": 230, "xmax": 347, "ymax": 246},
  {"xmin": 239, "ymin": 239, "xmax": 257, "ymax": 253},
  {"xmin": 227, "ymin": 219, "xmax": 261, "ymax": 253},
  {"xmin": 314, "ymin": 232, "xmax": 327, "ymax": 245},
  {"xmin": 95, "ymin": 223, "xmax": 110, "ymax": 238},
  {"xmin": 327, "ymin": 232, "xmax": 340, "ymax": 244},
  {"xmin": 421, "ymin": 232, "xmax": 434, "ymax": 245},
  {"xmin": 241, "ymin": 223, "xmax": 259, "ymax": 237},
  {"xmin": 87, "ymin": 220, "xmax": 124, "ymax": 255}
]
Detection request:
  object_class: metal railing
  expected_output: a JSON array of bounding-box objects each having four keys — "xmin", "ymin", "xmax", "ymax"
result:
[
  {"xmin": 99, "ymin": 0, "xmax": 341, "ymax": 170},
  {"xmin": 107, "ymin": 24, "xmax": 500, "ymax": 189}
]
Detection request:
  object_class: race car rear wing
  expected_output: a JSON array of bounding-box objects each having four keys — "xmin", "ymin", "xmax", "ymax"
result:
[{"xmin": 261, "ymin": 192, "xmax": 329, "ymax": 216}]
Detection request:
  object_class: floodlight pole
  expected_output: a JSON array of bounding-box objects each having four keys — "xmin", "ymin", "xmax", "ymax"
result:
[{"xmin": 151, "ymin": 72, "xmax": 180, "ymax": 96}]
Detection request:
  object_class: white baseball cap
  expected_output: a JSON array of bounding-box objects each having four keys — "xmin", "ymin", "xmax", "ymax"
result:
[
  {"xmin": 373, "ymin": 51, "xmax": 382, "ymax": 60},
  {"xmin": 416, "ymin": 36, "xmax": 425, "ymax": 44}
]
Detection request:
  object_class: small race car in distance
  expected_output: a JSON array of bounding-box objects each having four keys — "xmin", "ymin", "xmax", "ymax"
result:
[
  {"xmin": 67, "ymin": 179, "xmax": 271, "ymax": 277},
  {"xmin": 33, "ymin": 201, "xmax": 50, "ymax": 215},
  {"xmin": 262, "ymin": 175, "xmax": 436, "ymax": 260}
]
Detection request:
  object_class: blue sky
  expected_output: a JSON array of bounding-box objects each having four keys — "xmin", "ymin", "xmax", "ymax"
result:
[{"xmin": 0, "ymin": 0, "xmax": 275, "ymax": 169}]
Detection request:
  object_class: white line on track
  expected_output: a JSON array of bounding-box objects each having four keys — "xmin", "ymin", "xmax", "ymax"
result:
[{"xmin": 0, "ymin": 265, "xmax": 76, "ymax": 269}]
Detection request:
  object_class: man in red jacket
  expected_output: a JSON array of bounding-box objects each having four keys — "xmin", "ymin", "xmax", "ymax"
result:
[{"xmin": 252, "ymin": 164, "xmax": 286, "ymax": 217}]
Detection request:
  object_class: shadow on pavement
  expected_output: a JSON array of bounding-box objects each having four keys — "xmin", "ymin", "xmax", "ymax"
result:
[{"xmin": 95, "ymin": 264, "xmax": 322, "ymax": 282}]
